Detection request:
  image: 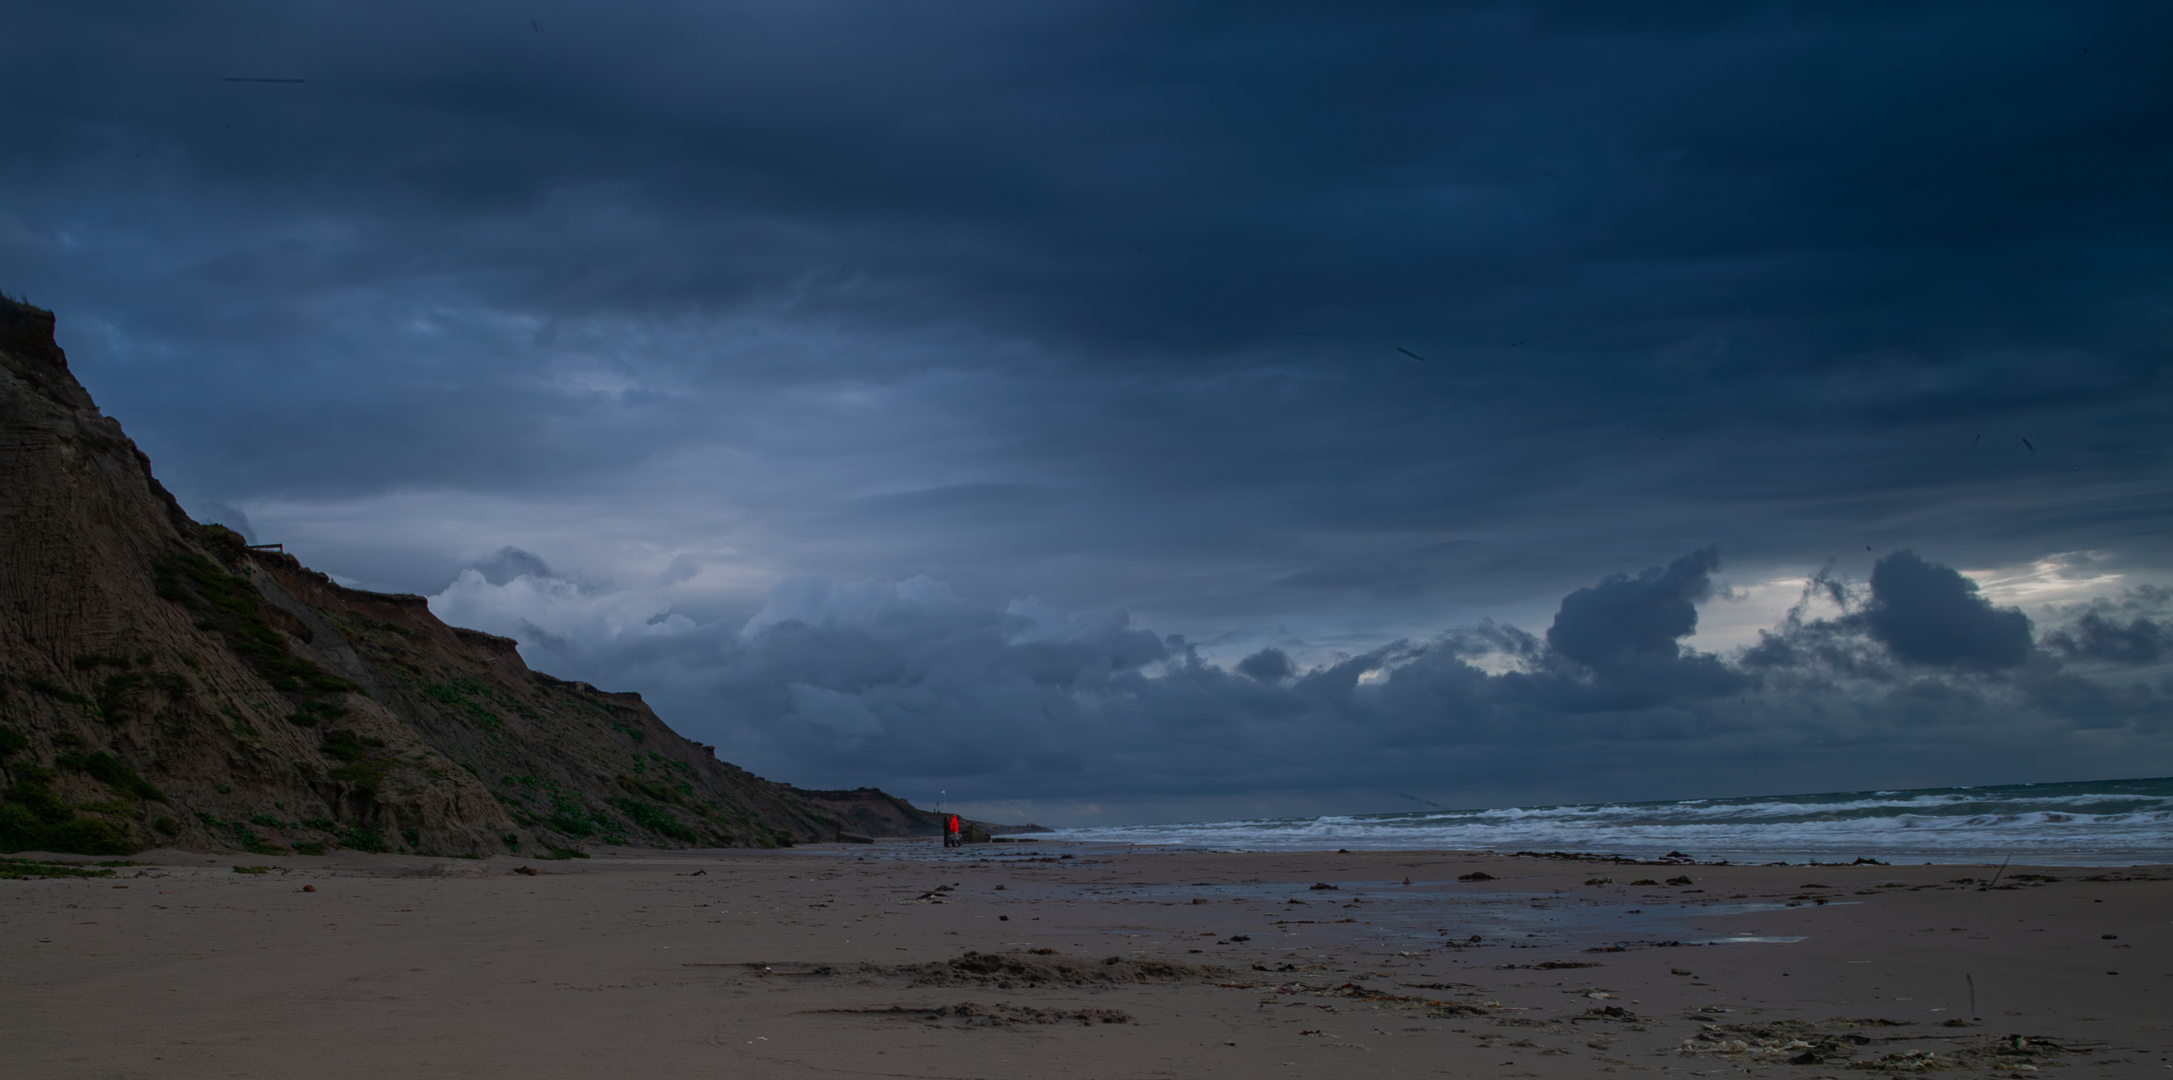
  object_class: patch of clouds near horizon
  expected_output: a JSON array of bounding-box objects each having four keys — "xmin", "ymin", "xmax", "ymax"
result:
[
  {"xmin": 424, "ymin": 546, "xmax": 2173, "ymax": 826},
  {"xmin": 1683, "ymin": 554, "xmax": 2132, "ymax": 657}
]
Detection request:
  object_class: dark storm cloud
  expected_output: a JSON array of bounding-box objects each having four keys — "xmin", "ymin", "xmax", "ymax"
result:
[
  {"xmin": 1858, "ymin": 550, "xmax": 2034, "ymax": 670},
  {"xmin": 432, "ymin": 548, "xmax": 2168, "ymax": 818},
  {"xmin": 1545, "ymin": 548, "xmax": 1717, "ymax": 668},
  {"xmin": 5, "ymin": 2, "xmax": 2172, "ymax": 814},
  {"xmin": 5, "ymin": 3, "xmax": 2167, "ymax": 524},
  {"xmin": 2044, "ymin": 587, "xmax": 2173, "ymax": 667},
  {"xmin": 2052, "ymin": 613, "xmax": 2170, "ymax": 667},
  {"xmin": 474, "ymin": 547, "xmax": 555, "ymax": 587},
  {"xmin": 1236, "ymin": 647, "xmax": 1295, "ymax": 683}
]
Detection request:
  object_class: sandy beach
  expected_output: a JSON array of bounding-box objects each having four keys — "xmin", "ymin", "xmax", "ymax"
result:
[{"xmin": 5, "ymin": 843, "xmax": 2169, "ymax": 1078}]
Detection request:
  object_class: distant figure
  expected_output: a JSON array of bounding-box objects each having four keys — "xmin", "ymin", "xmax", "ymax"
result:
[{"xmin": 944, "ymin": 814, "xmax": 961, "ymax": 848}]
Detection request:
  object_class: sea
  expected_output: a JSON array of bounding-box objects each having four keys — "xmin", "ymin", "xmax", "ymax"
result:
[{"xmin": 1041, "ymin": 776, "xmax": 2173, "ymax": 866}]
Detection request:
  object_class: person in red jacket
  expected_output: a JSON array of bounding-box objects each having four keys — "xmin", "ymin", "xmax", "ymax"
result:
[{"xmin": 944, "ymin": 813, "xmax": 961, "ymax": 848}]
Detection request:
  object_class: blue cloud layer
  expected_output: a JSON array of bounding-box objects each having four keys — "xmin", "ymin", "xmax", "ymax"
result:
[
  {"xmin": 5, "ymin": 1, "xmax": 2169, "ymax": 815},
  {"xmin": 429, "ymin": 549, "xmax": 2172, "ymax": 822}
]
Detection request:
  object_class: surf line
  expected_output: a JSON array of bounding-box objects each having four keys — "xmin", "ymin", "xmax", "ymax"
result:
[{"xmin": 1067, "ymin": 721, "xmax": 1449, "ymax": 812}]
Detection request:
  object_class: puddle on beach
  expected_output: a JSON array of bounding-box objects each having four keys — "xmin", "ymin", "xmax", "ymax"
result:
[
  {"xmin": 1021, "ymin": 877, "xmax": 1848, "ymax": 951},
  {"xmin": 799, "ymin": 844, "xmax": 1848, "ymax": 951}
]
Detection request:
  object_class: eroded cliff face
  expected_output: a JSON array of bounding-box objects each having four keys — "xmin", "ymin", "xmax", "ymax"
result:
[{"xmin": 0, "ymin": 298, "xmax": 845, "ymax": 856}]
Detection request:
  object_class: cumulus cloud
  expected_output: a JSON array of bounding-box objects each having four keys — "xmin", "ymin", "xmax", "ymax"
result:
[
  {"xmin": 1545, "ymin": 547, "xmax": 1718, "ymax": 668},
  {"xmin": 2041, "ymin": 586, "xmax": 2173, "ymax": 668},
  {"xmin": 2047, "ymin": 611, "xmax": 2170, "ymax": 666},
  {"xmin": 1858, "ymin": 550, "xmax": 2034, "ymax": 670},
  {"xmin": 428, "ymin": 550, "xmax": 693, "ymax": 651},
  {"xmin": 1236, "ymin": 647, "xmax": 1295, "ymax": 683},
  {"xmin": 474, "ymin": 546, "xmax": 557, "ymax": 587},
  {"xmin": 426, "ymin": 546, "xmax": 2171, "ymax": 821}
]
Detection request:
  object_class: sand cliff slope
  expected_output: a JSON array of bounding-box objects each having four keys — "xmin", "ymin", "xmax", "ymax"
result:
[{"xmin": 0, "ymin": 296, "xmax": 956, "ymax": 857}]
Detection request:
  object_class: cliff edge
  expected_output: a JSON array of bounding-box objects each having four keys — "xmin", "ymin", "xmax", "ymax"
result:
[{"xmin": 1, "ymin": 297, "xmax": 1008, "ymax": 857}]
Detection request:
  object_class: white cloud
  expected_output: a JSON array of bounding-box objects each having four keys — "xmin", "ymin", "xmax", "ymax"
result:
[
  {"xmin": 406, "ymin": 548, "xmax": 2173, "ymax": 826},
  {"xmin": 428, "ymin": 566, "xmax": 694, "ymax": 648}
]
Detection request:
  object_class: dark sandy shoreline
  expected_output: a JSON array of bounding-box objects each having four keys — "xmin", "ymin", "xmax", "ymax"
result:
[{"xmin": 5, "ymin": 842, "xmax": 2169, "ymax": 1077}]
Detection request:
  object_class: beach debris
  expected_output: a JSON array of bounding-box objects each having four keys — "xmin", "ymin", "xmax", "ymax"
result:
[
  {"xmin": 1309, "ymin": 882, "xmax": 1339, "ymax": 890},
  {"xmin": 1677, "ymin": 1017, "xmax": 1934, "ymax": 1066},
  {"xmin": 891, "ymin": 950, "xmax": 1232, "ymax": 989},
  {"xmin": 1837, "ymin": 1034, "xmax": 2076, "ymax": 1072},
  {"xmin": 813, "ymin": 1001, "xmax": 1131, "ymax": 1027},
  {"xmin": 1584, "ymin": 876, "xmax": 1615, "ymax": 885},
  {"xmin": 1669, "ymin": 968, "xmax": 1692, "ymax": 976},
  {"xmin": 734, "ymin": 962, "xmax": 835, "ymax": 977},
  {"xmin": 513, "ymin": 866, "xmax": 540, "ymax": 876},
  {"xmin": 1458, "ymin": 871, "xmax": 1494, "ymax": 881},
  {"xmin": 1230, "ymin": 935, "xmax": 1251, "ymax": 942},
  {"xmin": 1247, "ymin": 979, "xmax": 1495, "ymax": 1018},
  {"xmin": 1191, "ymin": 897, "xmax": 1209, "ymax": 904},
  {"xmin": 1629, "ymin": 878, "xmax": 1658, "ymax": 886},
  {"xmin": 1665, "ymin": 875, "xmax": 1693, "ymax": 886}
]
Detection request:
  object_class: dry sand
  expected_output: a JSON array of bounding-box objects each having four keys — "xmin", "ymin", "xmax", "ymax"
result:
[{"xmin": 4, "ymin": 842, "xmax": 2169, "ymax": 1078}]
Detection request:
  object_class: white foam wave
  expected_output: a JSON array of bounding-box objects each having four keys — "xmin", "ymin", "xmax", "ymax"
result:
[{"xmin": 1047, "ymin": 778, "xmax": 2173, "ymax": 865}]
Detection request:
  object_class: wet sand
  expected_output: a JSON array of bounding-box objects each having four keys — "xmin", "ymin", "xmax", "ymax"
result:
[{"xmin": 4, "ymin": 842, "xmax": 2169, "ymax": 1077}]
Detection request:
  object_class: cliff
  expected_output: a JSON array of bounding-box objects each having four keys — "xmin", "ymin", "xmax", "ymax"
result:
[{"xmin": 0, "ymin": 297, "xmax": 996, "ymax": 857}]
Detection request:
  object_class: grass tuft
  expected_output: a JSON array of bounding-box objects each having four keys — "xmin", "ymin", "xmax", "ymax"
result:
[
  {"xmin": 55, "ymin": 750, "xmax": 165, "ymax": 802},
  {"xmin": 0, "ymin": 856, "xmax": 118, "ymax": 879}
]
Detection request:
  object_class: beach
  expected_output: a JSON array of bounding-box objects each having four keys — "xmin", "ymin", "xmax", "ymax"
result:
[{"xmin": 4, "ymin": 843, "xmax": 2168, "ymax": 1078}]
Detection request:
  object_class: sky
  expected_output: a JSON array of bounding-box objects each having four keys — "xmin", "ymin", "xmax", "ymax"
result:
[{"xmin": 4, "ymin": 1, "xmax": 2170, "ymax": 826}]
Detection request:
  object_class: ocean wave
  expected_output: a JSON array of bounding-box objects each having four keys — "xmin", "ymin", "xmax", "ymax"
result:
[{"xmin": 1047, "ymin": 776, "xmax": 2173, "ymax": 865}]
